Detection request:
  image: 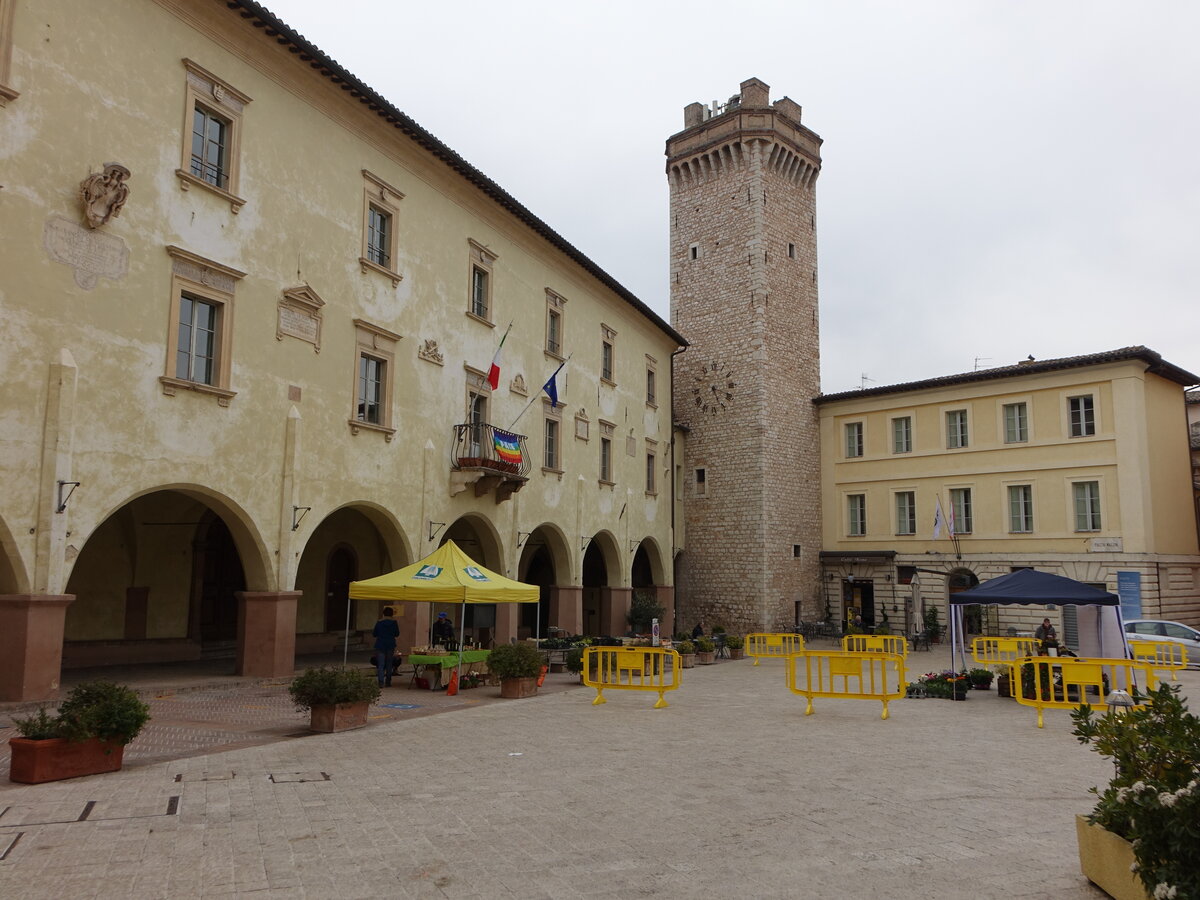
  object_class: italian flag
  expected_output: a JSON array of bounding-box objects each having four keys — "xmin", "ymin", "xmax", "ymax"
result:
[{"xmin": 486, "ymin": 323, "xmax": 511, "ymax": 390}]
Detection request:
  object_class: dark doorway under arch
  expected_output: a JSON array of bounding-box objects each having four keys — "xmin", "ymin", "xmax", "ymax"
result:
[{"xmin": 195, "ymin": 514, "xmax": 246, "ymax": 644}]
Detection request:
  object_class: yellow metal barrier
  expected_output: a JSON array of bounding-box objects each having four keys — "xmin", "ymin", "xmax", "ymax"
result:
[
  {"xmin": 970, "ymin": 636, "xmax": 1039, "ymax": 666},
  {"xmin": 785, "ymin": 650, "xmax": 906, "ymax": 719},
  {"xmin": 841, "ymin": 634, "xmax": 908, "ymax": 658},
  {"xmin": 583, "ymin": 646, "xmax": 681, "ymax": 709},
  {"xmin": 746, "ymin": 633, "xmax": 805, "ymax": 666},
  {"xmin": 1129, "ymin": 641, "xmax": 1188, "ymax": 682},
  {"xmin": 1011, "ymin": 656, "xmax": 1158, "ymax": 728}
]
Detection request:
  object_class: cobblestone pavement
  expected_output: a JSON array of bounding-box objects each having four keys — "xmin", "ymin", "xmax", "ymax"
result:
[{"xmin": 0, "ymin": 647, "xmax": 1193, "ymax": 899}]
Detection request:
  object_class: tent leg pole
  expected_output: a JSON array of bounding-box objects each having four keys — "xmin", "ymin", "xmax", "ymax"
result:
[{"xmin": 343, "ymin": 593, "xmax": 352, "ymax": 668}]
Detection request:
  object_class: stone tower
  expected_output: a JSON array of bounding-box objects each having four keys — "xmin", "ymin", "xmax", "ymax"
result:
[{"xmin": 668, "ymin": 78, "xmax": 823, "ymax": 633}]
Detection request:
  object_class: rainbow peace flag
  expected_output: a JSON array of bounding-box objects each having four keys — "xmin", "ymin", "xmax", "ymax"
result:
[{"xmin": 492, "ymin": 429, "xmax": 522, "ymax": 467}]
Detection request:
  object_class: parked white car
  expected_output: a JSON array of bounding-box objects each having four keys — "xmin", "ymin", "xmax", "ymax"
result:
[{"xmin": 1124, "ymin": 619, "xmax": 1200, "ymax": 667}]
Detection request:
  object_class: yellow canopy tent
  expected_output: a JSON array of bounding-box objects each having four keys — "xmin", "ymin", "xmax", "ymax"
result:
[{"xmin": 347, "ymin": 540, "xmax": 539, "ymax": 672}]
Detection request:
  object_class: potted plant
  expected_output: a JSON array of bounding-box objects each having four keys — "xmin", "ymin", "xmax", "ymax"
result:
[
  {"xmin": 923, "ymin": 606, "xmax": 941, "ymax": 644},
  {"xmin": 676, "ymin": 640, "xmax": 696, "ymax": 669},
  {"xmin": 968, "ymin": 668, "xmax": 994, "ymax": 690},
  {"xmin": 288, "ymin": 667, "xmax": 381, "ymax": 733},
  {"xmin": 725, "ymin": 635, "xmax": 745, "ymax": 660},
  {"xmin": 565, "ymin": 646, "xmax": 586, "ymax": 683},
  {"xmin": 487, "ymin": 642, "xmax": 545, "ymax": 698},
  {"xmin": 695, "ymin": 637, "xmax": 716, "ymax": 665},
  {"xmin": 1071, "ymin": 683, "xmax": 1199, "ymax": 900},
  {"xmin": 9, "ymin": 681, "xmax": 151, "ymax": 784},
  {"xmin": 627, "ymin": 591, "xmax": 665, "ymax": 635},
  {"xmin": 995, "ymin": 666, "xmax": 1013, "ymax": 698}
]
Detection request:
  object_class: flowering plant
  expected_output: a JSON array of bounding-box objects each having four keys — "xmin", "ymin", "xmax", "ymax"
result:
[{"xmin": 1071, "ymin": 683, "xmax": 1200, "ymax": 900}]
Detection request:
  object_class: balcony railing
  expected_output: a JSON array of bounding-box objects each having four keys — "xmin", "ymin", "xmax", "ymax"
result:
[{"xmin": 451, "ymin": 423, "xmax": 531, "ymax": 479}]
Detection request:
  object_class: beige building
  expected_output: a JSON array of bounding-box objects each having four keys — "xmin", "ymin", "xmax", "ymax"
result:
[
  {"xmin": 815, "ymin": 348, "xmax": 1200, "ymax": 640},
  {"xmin": 0, "ymin": 0, "xmax": 684, "ymax": 699}
]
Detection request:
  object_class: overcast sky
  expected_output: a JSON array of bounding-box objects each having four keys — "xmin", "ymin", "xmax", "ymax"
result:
[{"xmin": 274, "ymin": 0, "xmax": 1200, "ymax": 394}]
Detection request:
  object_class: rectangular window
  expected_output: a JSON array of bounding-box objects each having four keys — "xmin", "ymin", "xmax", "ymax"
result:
[
  {"xmin": 895, "ymin": 491, "xmax": 916, "ymax": 535},
  {"xmin": 360, "ymin": 171, "xmax": 404, "ymax": 284},
  {"xmin": 546, "ymin": 305, "xmax": 563, "ymax": 356},
  {"xmin": 190, "ymin": 105, "xmax": 230, "ymax": 189},
  {"xmin": 787, "ymin": 242, "xmax": 796, "ymax": 259},
  {"xmin": 1073, "ymin": 481, "xmax": 1101, "ymax": 531},
  {"xmin": 357, "ymin": 355, "xmax": 385, "ymax": 425},
  {"xmin": 470, "ymin": 266, "xmax": 489, "ymax": 319},
  {"xmin": 646, "ymin": 452, "xmax": 656, "ymax": 494},
  {"xmin": 601, "ymin": 339, "xmax": 614, "ymax": 382},
  {"xmin": 348, "ymin": 319, "xmax": 400, "ymax": 439},
  {"xmin": 600, "ymin": 437, "xmax": 612, "ymax": 482},
  {"xmin": 950, "ymin": 487, "xmax": 973, "ymax": 534},
  {"xmin": 1003, "ymin": 402, "xmax": 1028, "ymax": 443},
  {"xmin": 946, "ymin": 409, "xmax": 969, "ymax": 448},
  {"xmin": 847, "ymin": 494, "xmax": 866, "ymax": 536},
  {"xmin": 367, "ymin": 206, "xmax": 391, "ymax": 268},
  {"xmin": 892, "ymin": 416, "xmax": 912, "ymax": 454},
  {"xmin": 695, "ymin": 467, "xmax": 707, "ymax": 498},
  {"xmin": 1008, "ymin": 484, "xmax": 1033, "ymax": 533},
  {"xmin": 178, "ymin": 60, "xmax": 249, "ymax": 210},
  {"xmin": 176, "ymin": 294, "xmax": 218, "ymax": 384},
  {"xmin": 162, "ymin": 245, "xmax": 243, "ymax": 405},
  {"xmin": 646, "ymin": 365, "xmax": 657, "ymax": 406},
  {"xmin": 1069, "ymin": 395, "xmax": 1096, "ymax": 437},
  {"xmin": 544, "ymin": 417, "xmax": 560, "ymax": 470},
  {"xmin": 844, "ymin": 422, "xmax": 863, "ymax": 458}
]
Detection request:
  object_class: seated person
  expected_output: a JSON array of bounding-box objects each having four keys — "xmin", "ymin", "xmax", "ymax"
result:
[
  {"xmin": 1034, "ymin": 617, "xmax": 1059, "ymax": 653},
  {"xmin": 692, "ymin": 621, "xmax": 704, "ymax": 640}
]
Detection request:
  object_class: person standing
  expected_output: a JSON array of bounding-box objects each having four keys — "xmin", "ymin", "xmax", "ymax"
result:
[
  {"xmin": 432, "ymin": 611, "xmax": 456, "ymax": 647},
  {"xmin": 372, "ymin": 606, "xmax": 400, "ymax": 687}
]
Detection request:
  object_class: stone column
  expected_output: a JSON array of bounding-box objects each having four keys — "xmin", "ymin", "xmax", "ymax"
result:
[
  {"xmin": 0, "ymin": 593, "xmax": 74, "ymax": 701},
  {"xmin": 398, "ymin": 603, "xmax": 431, "ymax": 651},
  {"xmin": 494, "ymin": 602, "xmax": 519, "ymax": 646},
  {"xmin": 235, "ymin": 591, "xmax": 300, "ymax": 677},
  {"xmin": 548, "ymin": 585, "xmax": 583, "ymax": 634},
  {"xmin": 602, "ymin": 586, "xmax": 632, "ymax": 637},
  {"xmin": 654, "ymin": 585, "xmax": 676, "ymax": 638}
]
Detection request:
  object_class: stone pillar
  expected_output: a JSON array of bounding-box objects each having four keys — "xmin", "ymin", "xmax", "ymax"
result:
[
  {"xmin": 494, "ymin": 602, "xmax": 520, "ymax": 647},
  {"xmin": 0, "ymin": 593, "xmax": 74, "ymax": 701},
  {"xmin": 235, "ymin": 591, "xmax": 300, "ymax": 677},
  {"xmin": 602, "ymin": 587, "xmax": 631, "ymax": 637},
  {"xmin": 398, "ymin": 603, "xmax": 430, "ymax": 651},
  {"xmin": 548, "ymin": 586, "xmax": 583, "ymax": 635},
  {"xmin": 654, "ymin": 585, "xmax": 676, "ymax": 638}
]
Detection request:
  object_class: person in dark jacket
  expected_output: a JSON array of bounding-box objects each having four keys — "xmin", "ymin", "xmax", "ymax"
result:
[
  {"xmin": 372, "ymin": 607, "xmax": 401, "ymax": 687},
  {"xmin": 692, "ymin": 621, "xmax": 704, "ymax": 640},
  {"xmin": 432, "ymin": 611, "xmax": 456, "ymax": 647}
]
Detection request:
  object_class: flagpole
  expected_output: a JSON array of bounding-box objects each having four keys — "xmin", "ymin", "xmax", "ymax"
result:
[{"xmin": 510, "ymin": 356, "xmax": 570, "ymax": 430}]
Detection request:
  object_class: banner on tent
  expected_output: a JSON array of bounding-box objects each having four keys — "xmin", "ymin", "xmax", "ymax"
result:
[
  {"xmin": 785, "ymin": 650, "xmax": 906, "ymax": 720},
  {"xmin": 1011, "ymin": 656, "xmax": 1157, "ymax": 728},
  {"xmin": 583, "ymin": 647, "xmax": 680, "ymax": 709},
  {"xmin": 841, "ymin": 634, "xmax": 908, "ymax": 659},
  {"xmin": 745, "ymin": 633, "xmax": 805, "ymax": 666}
]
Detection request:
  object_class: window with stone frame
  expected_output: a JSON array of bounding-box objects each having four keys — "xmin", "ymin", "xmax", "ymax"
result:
[
  {"xmin": 845, "ymin": 421, "xmax": 864, "ymax": 458},
  {"xmin": 348, "ymin": 319, "xmax": 401, "ymax": 440},
  {"xmin": 892, "ymin": 416, "xmax": 912, "ymax": 454},
  {"xmin": 1004, "ymin": 402, "xmax": 1029, "ymax": 443},
  {"xmin": 543, "ymin": 399, "xmax": 562, "ymax": 472},
  {"xmin": 950, "ymin": 487, "xmax": 973, "ymax": 534},
  {"xmin": 177, "ymin": 60, "xmax": 250, "ymax": 212},
  {"xmin": 895, "ymin": 491, "xmax": 916, "ymax": 535},
  {"xmin": 599, "ymin": 420, "xmax": 615, "ymax": 483},
  {"xmin": 161, "ymin": 246, "xmax": 245, "ymax": 406},
  {"xmin": 847, "ymin": 494, "xmax": 866, "ymax": 536},
  {"xmin": 1073, "ymin": 481, "xmax": 1102, "ymax": 531},
  {"xmin": 600, "ymin": 325, "xmax": 617, "ymax": 384},
  {"xmin": 1068, "ymin": 395, "xmax": 1096, "ymax": 437},
  {"xmin": 645, "ymin": 439, "xmax": 659, "ymax": 495},
  {"xmin": 946, "ymin": 409, "xmax": 969, "ymax": 449},
  {"xmin": 359, "ymin": 170, "xmax": 404, "ymax": 286},
  {"xmin": 1008, "ymin": 484, "xmax": 1034, "ymax": 533},
  {"xmin": 0, "ymin": 0, "xmax": 17, "ymax": 105},
  {"xmin": 545, "ymin": 290, "xmax": 565, "ymax": 357},
  {"xmin": 467, "ymin": 240, "xmax": 497, "ymax": 323},
  {"xmin": 646, "ymin": 356, "xmax": 658, "ymax": 407}
]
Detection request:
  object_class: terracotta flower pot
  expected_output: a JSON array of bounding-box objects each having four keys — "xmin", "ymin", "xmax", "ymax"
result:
[
  {"xmin": 309, "ymin": 701, "xmax": 370, "ymax": 733},
  {"xmin": 499, "ymin": 676, "xmax": 539, "ymax": 698},
  {"xmin": 728, "ymin": 649, "xmax": 745, "ymax": 660},
  {"xmin": 9, "ymin": 737, "xmax": 125, "ymax": 784}
]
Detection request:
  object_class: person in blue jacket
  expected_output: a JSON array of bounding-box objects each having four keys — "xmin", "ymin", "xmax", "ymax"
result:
[{"xmin": 372, "ymin": 607, "xmax": 401, "ymax": 687}]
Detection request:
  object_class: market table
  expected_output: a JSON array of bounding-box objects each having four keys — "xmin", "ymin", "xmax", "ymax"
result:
[{"xmin": 408, "ymin": 649, "xmax": 491, "ymax": 690}]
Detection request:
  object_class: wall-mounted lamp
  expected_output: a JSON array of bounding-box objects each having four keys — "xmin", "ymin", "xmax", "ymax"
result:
[
  {"xmin": 56, "ymin": 480, "xmax": 81, "ymax": 514},
  {"xmin": 291, "ymin": 506, "xmax": 311, "ymax": 531}
]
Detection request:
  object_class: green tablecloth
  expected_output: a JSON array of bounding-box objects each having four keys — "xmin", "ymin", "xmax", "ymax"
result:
[{"xmin": 409, "ymin": 650, "xmax": 491, "ymax": 670}]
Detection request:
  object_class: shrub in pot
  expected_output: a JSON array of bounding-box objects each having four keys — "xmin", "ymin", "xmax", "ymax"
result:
[
  {"xmin": 725, "ymin": 635, "xmax": 745, "ymax": 660},
  {"xmin": 1072, "ymin": 683, "xmax": 1199, "ymax": 900},
  {"xmin": 695, "ymin": 637, "xmax": 716, "ymax": 665},
  {"xmin": 675, "ymin": 640, "xmax": 696, "ymax": 669},
  {"xmin": 288, "ymin": 667, "xmax": 381, "ymax": 733},
  {"xmin": 565, "ymin": 646, "xmax": 586, "ymax": 683},
  {"xmin": 487, "ymin": 642, "xmax": 545, "ymax": 698},
  {"xmin": 968, "ymin": 667, "xmax": 994, "ymax": 690},
  {"xmin": 10, "ymin": 681, "xmax": 151, "ymax": 784}
]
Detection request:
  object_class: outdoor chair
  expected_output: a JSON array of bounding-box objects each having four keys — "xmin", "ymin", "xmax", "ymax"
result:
[{"xmin": 714, "ymin": 634, "xmax": 728, "ymax": 658}]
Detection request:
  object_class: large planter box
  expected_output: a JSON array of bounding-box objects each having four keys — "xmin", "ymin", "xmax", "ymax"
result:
[
  {"xmin": 728, "ymin": 649, "xmax": 745, "ymax": 660},
  {"xmin": 9, "ymin": 737, "xmax": 125, "ymax": 784},
  {"xmin": 696, "ymin": 651, "xmax": 716, "ymax": 665},
  {"xmin": 1075, "ymin": 815, "xmax": 1149, "ymax": 900},
  {"xmin": 679, "ymin": 654, "xmax": 696, "ymax": 669},
  {"xmin": 309, "ymin": 701, "xmax": 369, "ymax": 733},
  {"xmin": 499, "ymin": 676, "xmax": 539, "ymax": 699}
]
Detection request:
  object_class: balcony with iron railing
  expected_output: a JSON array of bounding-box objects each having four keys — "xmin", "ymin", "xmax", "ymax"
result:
[{"xmin": 450, "ymin": 423, "xmax": 530, "ymax": 501}]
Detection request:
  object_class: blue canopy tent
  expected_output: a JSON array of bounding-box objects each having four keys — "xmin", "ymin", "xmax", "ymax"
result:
[{"xmin": 947, "ymin": 568, "xmax": 1129, "ymax": 672}]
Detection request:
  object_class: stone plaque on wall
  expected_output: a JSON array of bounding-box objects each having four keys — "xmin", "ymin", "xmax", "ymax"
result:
[
  {"xmin": 43, "ymin": 216, "xmax": 129, "ymax": 290},
  {"xmin": 277, "ymin": 285, "xmax": 325, "ymax": 351}
]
